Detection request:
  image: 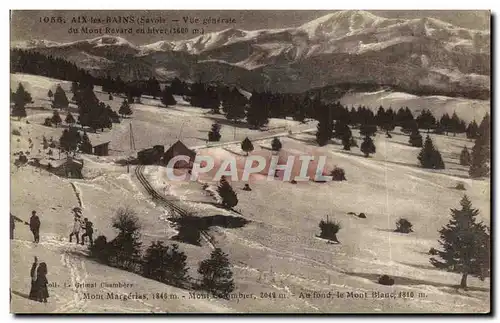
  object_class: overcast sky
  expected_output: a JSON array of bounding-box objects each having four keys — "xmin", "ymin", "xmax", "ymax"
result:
[{"xmin": 10, "ymin": 10, "xmax": 490, "ymax": 44}]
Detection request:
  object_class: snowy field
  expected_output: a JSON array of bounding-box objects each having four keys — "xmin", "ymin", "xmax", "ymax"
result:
[{"xmin": 10, "ymin": 73, "xmax": 490, "ymax": 313}]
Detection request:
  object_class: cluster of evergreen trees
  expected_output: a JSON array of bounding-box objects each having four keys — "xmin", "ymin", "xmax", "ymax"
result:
[
  {"xmin": 72, "ymin": 81, "xmax": 120, "ymax": 132},
  {"xmin": 90, "ymin": 207, "xmax": 235, "ymax": 298}
]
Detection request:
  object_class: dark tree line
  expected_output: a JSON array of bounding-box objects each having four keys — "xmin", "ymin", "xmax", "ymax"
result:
[{"xmin": 90, "ymin": 207, "xmax": 235, "ymax": 298}]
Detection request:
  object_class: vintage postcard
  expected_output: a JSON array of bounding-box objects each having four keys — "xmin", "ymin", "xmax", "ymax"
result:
[{"xmin": 9, "ymin": 10, "xmax": 491, "ymax": 314}]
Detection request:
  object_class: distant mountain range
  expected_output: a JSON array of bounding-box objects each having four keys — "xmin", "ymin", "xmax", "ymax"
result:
[{"xmin": 11, "ymin": 10, "xmax": 490, "ymax": 99}]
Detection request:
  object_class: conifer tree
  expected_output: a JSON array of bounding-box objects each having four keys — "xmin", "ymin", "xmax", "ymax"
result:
[
  {"xmin": 469, "ymin": 114, "xmax": 490, "ymax": 178},
  {"xmin": 333, "ymin": 120, "xmax": 351, "ymax": 139},
  {"xmin": 52, "ymin": 84, "xmax": 69, "ymax": 110},
  {"xmin": 80, "ymin": 132, "xmax": 93, "ymax": 154},
  {"xmin": 110, "ymin": 207, "xmax": 142, "ymax": 270},
  {"xmin": 271, "ymin": 137, "xmax": 282, "ymax": 152},
  {"xmin": 119, "ymin": 99, "xmax": 132, "ymax": 118},
  {"xmin": 246, "ymin": 91, "xmax": 269, "ymax": 129},
  {"xmin": 460, "ymin": 146, "xmax": 471, "ymax": 166},
  {"xmin": 380, "ymin": 108, "xmax": 396, "ymax": 135},
  {"xmin": 65, "ymin": 112, "xmax": 75, "ymax": 125},
  {"xmin": 208, "ymin": 123, "xmax": 222, "ymax": 142},
  {"xmin": 11, "ymin": 83, "xmax": 32, "ymax": 119},
  {"xmin": 440, "ymin": 113, "xmax": 451, "ymax": 135},
  {"xmin": 51, "ymin": 110, "xmax": 62, "ymax": 127},
  {"xmin": 430, "ymin": 195, "xmax": 490, "ymax": 288},
  {"xmin": 466, "ymin": 120, "xmax": 479, "ymax": 139},
  {"xmin": 450, "ymin": 112, "xmax": 461, "ymax": 136},
  {"xmin": 142, "ymin": 242, "xmax": 190, "ymax": 287},
  {"xmin": 59, "ymin": 127, "xmax": 81, "ymax": 155},
  {"xmin": 434, "ymin": 121, "xmax": 445, "ymax": 134},
  {"xmin": 342, "ymin": 132, "xmax": 352, "ymax": 150},
  {"xmin": 418, "ymin": 135, "xmax": 445, "ymax": 169},
  {"xmin": 359, "ymin": 123, "xmax": 377, "ymax": 137},
  {"xmin": 161, "ymin": 86, "xmax": 177, "ymax": 107},
  {"xmin": 360, "ymin": 136, "xmax": 376, "ymax": 157},
  {"xmin": 198, "ymin": 248, "xmax": 235, "ymax": 299},
  {"xmin": 409, "ymin": 128, "xmax": 423, "ymax": 147},
  {"xmin": 217, "ymin": 178, "xmax": 238, "ymax": 208},
  {"xmin": 241, "ymin": 137, "xmax": 254, "ymax": 156},
  {"xmin": 223, "ymin": 88, "xmax": 247, "ymax": 121},
  {"xmin": 416, "ymin": 109, "xmax": 436, "ymax": 133}
]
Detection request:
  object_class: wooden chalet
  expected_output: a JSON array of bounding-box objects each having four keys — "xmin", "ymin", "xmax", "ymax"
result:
[{"xmin": 163, "ymin": 140, "xmax": 196, "ymax": 168}]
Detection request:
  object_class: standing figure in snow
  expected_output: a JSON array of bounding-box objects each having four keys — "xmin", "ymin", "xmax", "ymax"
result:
[
  {"xmin": 80, "ymin": 218, "xmax": 94, "ymax": 246},
  {"xmin": 69, "ymin": 207, "xmax": 83, "ymax": 244},
  {"xmin": 29, "ymin": 211, "xmax": 41, "ymax": 243},
  {"xmin": 28, "ymin": 256, "xmax": 38, "ymax": 300},
  {"xmin": 35, "ymin": 261, "xmax": 49, "ymax": 303}
]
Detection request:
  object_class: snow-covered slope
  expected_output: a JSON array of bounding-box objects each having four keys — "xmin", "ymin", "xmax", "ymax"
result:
[{"xmin": 10, "ymin": 74, "xmax": 490, "ymax": 313}]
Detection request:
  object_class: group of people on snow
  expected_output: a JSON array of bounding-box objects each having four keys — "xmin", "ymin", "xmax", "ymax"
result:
[{"xmin": 10, "ymin": 206, "xmax": 95, "ymax": 304}]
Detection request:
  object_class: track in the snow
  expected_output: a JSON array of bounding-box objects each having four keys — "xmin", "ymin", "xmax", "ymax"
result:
[{"xmin": 134, "ymin": 165, "xmax": 215, "ymax": 249}]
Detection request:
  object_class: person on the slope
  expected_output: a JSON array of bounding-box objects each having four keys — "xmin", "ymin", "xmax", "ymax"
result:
[
  {"xmin": 80, "ymin": 218, "xmax": 94, "ymax": 246},
  {"xmin": 28, "ymin": 256, "xmax": 38, "ymax": 300},
  {"xmin": 69, "ymin": 207, "xmax": 83, "ymax": 244},
  {"xmin": 29, "ymin": 211, "xmax": 41, "ymax": 243},
  {"xmin": 35, "ymin": 261, "xmax": 49, "ymax": 303}
]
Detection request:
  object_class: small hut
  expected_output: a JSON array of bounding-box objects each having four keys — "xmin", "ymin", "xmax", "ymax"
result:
[
  {"xmin": 163, "ymin": 140, "xmax": 196, "ymax": 168},
  {"xmin": 137, "ymin": 145, "xmax": 164, "ymax": 165},
  {"xmin": 38, "ymin": 157, "xmax": 84, "ymax": 178},
  {"xmin": 92, "ymin": 141, "xmax": 110, "ymax": 156}
]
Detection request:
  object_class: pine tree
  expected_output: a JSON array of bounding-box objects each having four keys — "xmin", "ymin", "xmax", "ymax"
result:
[
  {"xmin": 333, "ymin": 120, "xmax": 351, "ymax": 139},
  {"xmin": 80, "ymin": 132, "xmax": 93, "ymax": 154},
  {"xmin": 48, "ymin": 89, "xmax": 53, "ymax": 100},
  {"xmin": 198, "ymin": 248, "xmax": 235, "ymax": 299},
  {"xmin": 59, "ymin": 127, "xmax": 81, "ymax": 154},
  {"xmin": 208, "ymin": 123, "xmax": 221, "ymax": 142},
  {"xmin": 409, "ymin": 128, "xmax": 423, "ymax": 147},
  {"xmin": 52, "ymin": 84, "xmax": 69, "ymax": 110},
  {"xmin": 380, "ymin": 108, "xmax": 396, "ymax": 135},
  {"xmin": 223, "ymin": 88, "xmax": 247, "ymax": 121},
  {"xmin": 440, "ymin": 113, "xmax": 451, "ymax": 135},
  {"xmin": 246, "ymin": 91, "xmax": 269, "ymax": 129},
  {"xmin": 11, "ymin": 83, "xmax": 32, "ymax": 120},
  {"xmin": 65, "ymin": 112, "xmax": 75, "ymax": 125},
  {"xmin": 241, "ymin": 137, "xmax": 254, "ymax": 156},
  {"xmin": 460, "ymin": 146, "xmax": 471, "ymax": 166},
  {"xmin": 469, "ymin": 114, "xmax": 490, "ymax": 178},
  {"xmin": 416, "ymin": 109, "xmax": 436, "ymax": 133},
  {"xmin": 342, "ymin": 132, "xmax": 352, "ymax": 150},
  {"xmin": 119, "ymin": 100, "xmax": 132, "ymax": 118},
  {"xmin": 418, "ymin": 135, "xmax": 445, "ymax": 169},
  {"xmin": 360, "ymin": 136, "xmax": 376, "ymax": 157},
  {"xmin": 110, "ymin": 207, "xmax": 142, "ymax": 271},
  {"xmin": 450, "ymin": 112, "xmax": 461, "ymax": 136},
  {"xmin": 359, "ymin": 123, "xmax": 377, "ymax": 137},
  {"xmin": 217, "ymin": 177, "xmax": 238, "ymax": 208},
  {"xmin": 466, "ymin": 120, "xmax": 479, "ymax": 139},
  {"xmin": 51, "ymin": 110, "xmax": 62, "ymax": 127},
  {"xmin": 161, "ymin": 86, "xmax": 177, "ymax": 107},
  {"xmin": 271, "ymin": 137, "xmax": 282, "ymax": 152},
  {"xmin": 142, "ymin": 242, "xmax": 190, "ymax": 287},
  {"xmin": 434, "ymin": 120, "xmax": 445, "ymax": 134},
  {"xmin": 319, "ymin": 217, "xmax": 341, "ymax": 243},
  {"xmin": 430, "ymin": 195, "xmax": 490, "ymax": 288}
]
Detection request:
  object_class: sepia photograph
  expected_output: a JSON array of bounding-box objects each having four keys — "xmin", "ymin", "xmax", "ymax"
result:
[{"xmin": 9, "ymin": 9, "xmax": 491, "ymax": 314}]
